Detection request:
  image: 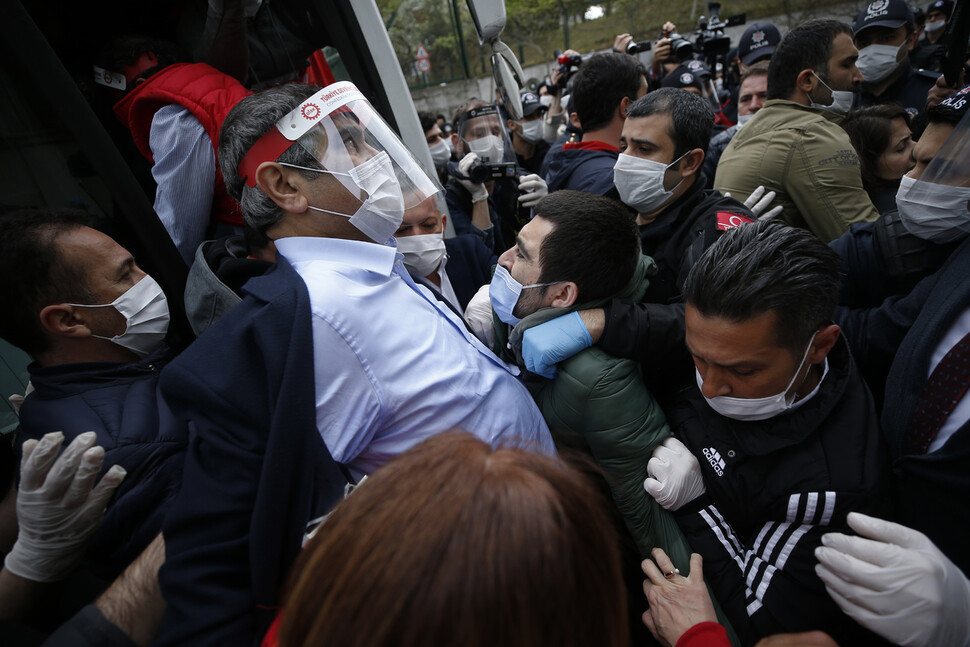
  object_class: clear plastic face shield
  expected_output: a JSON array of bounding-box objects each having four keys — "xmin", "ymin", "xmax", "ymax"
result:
[
  {"xmin": 896, "ymin": 102, "xmax": 970, "ymax": 243},
  {"xmin": 456, "ymin": 104, "xmax": 517, "ymax": 167},
  {"xmin": 237, "ymin": 82, "xmax": 441, "ymax": 243}
]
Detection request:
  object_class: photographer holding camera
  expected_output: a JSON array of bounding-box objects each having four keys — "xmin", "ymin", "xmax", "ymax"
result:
[{"xmin": 446, "ymin": 99, "xmax": 549, "ymax": 254}]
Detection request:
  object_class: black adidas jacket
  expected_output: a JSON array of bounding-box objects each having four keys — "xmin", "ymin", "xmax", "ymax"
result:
[{"xmin": 666, "ymin": 337, "xmax": 894, "ymax": 646}]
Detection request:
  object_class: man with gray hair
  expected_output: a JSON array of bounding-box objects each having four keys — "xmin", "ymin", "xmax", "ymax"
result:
[
  {"xmin": 643, "ymin": 220, "xmax": 891, "ymax": 645},
  {"xmin": 154, "ymin": 83, "xmax": 553, "ymax": 646}
]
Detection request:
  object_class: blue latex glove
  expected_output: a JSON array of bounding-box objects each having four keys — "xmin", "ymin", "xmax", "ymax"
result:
[{"xmin": 522, "ymin": 312, "xmax": 593, "ymax": 378}]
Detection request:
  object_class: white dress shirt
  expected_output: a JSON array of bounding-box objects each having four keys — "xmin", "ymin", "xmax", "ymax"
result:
[
  {"xmin": 149, "ymin": 105, "xmax": 216, "ymax": 265},
  {"xmin": 276, "ymin": 236, "xmax": 554, "ymax": 478}
]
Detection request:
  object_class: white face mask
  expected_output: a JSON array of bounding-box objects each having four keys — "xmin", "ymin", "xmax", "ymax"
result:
[
  {"xmin": 896, "ymin": 174, "xmax": 970, "ymax": 243},
  {"xmin": 286, "ymin": 151, "xmax": 407, "ymax": 244},
  {"xmin": 517, "ymin": 120, "xmax": 544, "ymax": 144},
  {"xmin": 539, "ymin": 95, "xmax": 554, "ymax": 108},
  {"xmin": 68, "ymin": 275, "xmax": 170, "ymax": 357},
  {"xmin": 737, "ymin": 113, "xmax": 754, "ymax": 127},
  {"xmin": 809, "ymin": 72, "xmax": 855, "ymax": 114},
  {"xmin": 856, "ymin": 42, "xmax": 905, "ymax": 83},
  {"xmin": 396, "ymin": 233, "xmax": 446, "ymax": 277},
  {"xmin": 697, "ymin": 333, "xmax": 817, "ymax": 421},
  {"xmin": 429, "ymin": 140, "xmax": 451, "ymax": 168},
  {"xmin": 488, "ymin": 265, "xmax": 554, "ymax": 326},
  {"xmin": 926, "ymin": 19, "xmax": 946, "ymax": 33},
  {"xmin": 467, "ymin": 135, "xmax": 505, "ymax": 163},
  {"xmin": 613, "ymin": 151, "xmax": 688, "ymax": 214}
]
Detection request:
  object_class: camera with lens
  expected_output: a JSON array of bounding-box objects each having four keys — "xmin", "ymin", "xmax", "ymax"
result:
[
  {"xmin": 625, "ymin": 39, "xmax": 653, "ymax": 55},
  {"xmin": 447, "ymin": 159, "xmax": 517, "ymax": 184},
  {"xmin": 554, "ymin": 50, "xmax": 593, "ymax": 89},
  {"xmin": 666, "ymin": 32, "xmax": 695, "ymax": 62},
  {"xmin": 694, "ymin": 2, "xmax": 745, "ymax": 58}
]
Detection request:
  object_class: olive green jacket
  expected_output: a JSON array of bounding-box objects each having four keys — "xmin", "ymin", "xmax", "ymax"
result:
[{"xmin": 714, "ymin": 99, "xmax": 879, "ymax": 242}]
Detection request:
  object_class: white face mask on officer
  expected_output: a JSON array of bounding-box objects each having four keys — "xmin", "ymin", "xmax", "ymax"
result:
[
  {"xmin": 613, "ymin": 151, "xmax": 689, "ymax": 214},
  {"xmin": 516, "ymin": 119, "xmax": 544, "ymax": 144},
  {"xmin": 429, "ymin": 140, "xmax": 451, "ymax": 168},
  {"xmin": 397, "ymin": 234, "xmax": 446, "ymax": 277},
  {"xmin": 855, "ymin": 42, "xmax": 906, "ymax": 84},
  {"xmin": 68, "ymin": 275, "xmax": 170, "ymax": 358},
  {"xmin": 925, "ymin": 18, "xmax": 946, "ymax": 33},
  {"xmin": 697, "ymin": 332, "xmax": 817, "ymax": 422},
  {"xmin": 809, "ymin": 72, "xmax": 855, "ymax": 114},
  {"xmin": 896, "ymin": 174, "xmax": 970, "ymax": 242}
]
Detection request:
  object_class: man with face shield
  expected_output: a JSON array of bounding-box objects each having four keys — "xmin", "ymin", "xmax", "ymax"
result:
[
  {"xmin": 851, "ymin": 0, "xmax": 938, "ymax": 118},
  {"xmin": 446, "ymin": 100, "xmax": 548, "ymax": 256},
  {"xmin": 153, "ymin": 83, "xmax": 554, "ymax": 647}
]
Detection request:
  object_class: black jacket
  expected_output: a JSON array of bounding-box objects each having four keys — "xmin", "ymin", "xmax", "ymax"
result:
[
  {"xmin": 543, "ymin": 143, "xmax": 619, "ymax": 195},
  {"xmin": 16, "ymin": 344, "xmax": 183, "ymax": 579},
  {"xmin": 668, "ymin": 338, "xmax": 893, "ymax": 646},
  {"xmin": 839, "ymin": 236, "xmax": 970, "ymax": 576},
  {"xmin": 637, "ymin": 173, "xmax": 754, "ymax": 305},
  {"xmin": 599, "ymin": 175, "xmax": 754, "ymax": 401},
  {"xmin": 444, "ymin": 177, "xmax": 506, "ymax": 255}
]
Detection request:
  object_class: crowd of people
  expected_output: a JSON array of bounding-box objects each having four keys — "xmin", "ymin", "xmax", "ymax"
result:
[{"xmin": 2, "ymin": 0, "xmax": 970, "ymax": 646}]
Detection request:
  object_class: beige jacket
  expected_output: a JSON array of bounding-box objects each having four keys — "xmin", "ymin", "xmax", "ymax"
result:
[{"xmin": 714, "ymin": 99, "xmax": 878, "ymax": 241}]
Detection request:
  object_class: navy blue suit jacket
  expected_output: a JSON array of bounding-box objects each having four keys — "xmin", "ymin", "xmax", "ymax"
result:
[
  {"xmin": 838, "ymin": 236, "xmax": 970, "ymax": 575},
  {"xmin": 155, "ymin": 257, "xmax": 347, "ymax": 646},
  {"xmin": 444, "ymin": 234, "xmax": 496, "ymax": 311}
]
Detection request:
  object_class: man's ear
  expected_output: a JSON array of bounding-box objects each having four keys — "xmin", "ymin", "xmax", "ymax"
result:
[
  {"xmin": 906, "ymin": 30, "xmax": 919, "ymax": 52},
  {"xmin": 548, "ymin": 281, "xmax": 579, "ymax": 309},
  {"xmin": 619, "ymin": 95, "xmax": 632, "ymax": 120},
  {"xmin": 440, "ymin": 213, "xmax": 448, "ymax": 235},
  {"xmin": 795, "ymin": 68, "xmax": 817, "ymax": 96},
  {"xmin": 255, "ymin": 162, "xmax": 308, "ymax": 213},
  {"xmin": 808, "ymin": 324, "xmax": 841, "ymax": 365},
  {"xmin": 39, "ymin": 305, "xmax": 92, "ymax": 339},
  {"xmin": 679, "ymin": 148, "xmax": 705, "ymax": 177}
]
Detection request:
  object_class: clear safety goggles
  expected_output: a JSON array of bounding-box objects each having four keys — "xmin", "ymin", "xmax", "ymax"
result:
[{"xmin": 237, "ymin": 82, "xmax": 440, "ymax": 210}]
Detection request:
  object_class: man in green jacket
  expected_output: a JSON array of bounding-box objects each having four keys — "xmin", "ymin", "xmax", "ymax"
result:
[
  {"xmin": 715, "ymin": 19, "xmax": 879, "ymax": 242},
  {"xmin": 484, "ymin": 189, "xmax": 688, "ymax": 569}
]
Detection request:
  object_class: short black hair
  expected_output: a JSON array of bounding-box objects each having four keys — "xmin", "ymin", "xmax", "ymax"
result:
[
  {"xmin": 571, "ymin": 53, "xmax": 646, "ymax": 132},
  {"xmin": 0, "ymin": 209, "xmax": 99, "ymax": 357},
  {"xmin": 533, "ymin": 191, "xmax": 640, "ymax": 303},
  {"xmin": 626, "ymin": 88, "xmax": 715, "ymax": 157},
  {"xmin": 767, "ymin": 20, "xmax": 853, "ymax": 101},
  {"xmin": 683, "ymin": 221, "xmax": 841, "ymax": 356},
  {"xmin": 418, "ymin": 111, "xmax": 438, "ymax": 135}
]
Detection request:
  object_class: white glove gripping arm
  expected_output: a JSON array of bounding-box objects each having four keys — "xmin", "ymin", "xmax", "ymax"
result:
[
  {"xmin": 816, "ymin": 512, "xmax": 970, "ymax": 647},
  {"xmin": 644, "ymin": 436, "xmax": 706, "ymax": 511}
]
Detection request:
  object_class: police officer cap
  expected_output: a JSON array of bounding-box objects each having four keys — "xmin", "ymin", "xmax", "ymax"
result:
[
  {"xmin": 738, "ymin": 23, "xmax": 781, "ymax": 66},
  {"xmin": 661, "ymin": 66, "xmax": 702, "ymax": 91},
  {"xmin": 685, "ymin": 59, "xmax": 713, "ymax": 79},
  {"xmin": 519, "ymin": 91, "xmax": 545, "ymax": 118},
  {"xmin": 939, "ymin": 83, "xmax": 970, "ymax": 113},
  {"xmin": 853, "ymin": 0, "xmax": 915, "ymax": 35},
  {"xmin": 927, "ymin": 0, "xmax": 953, "ymax": 18}
]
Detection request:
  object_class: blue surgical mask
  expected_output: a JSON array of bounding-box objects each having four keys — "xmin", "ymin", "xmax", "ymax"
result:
[{"xmin": 488, "ymin": 265, "xmax": 554, "ymax": 326}]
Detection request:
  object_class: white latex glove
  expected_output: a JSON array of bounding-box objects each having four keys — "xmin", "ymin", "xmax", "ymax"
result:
[
  {"xmin": 644, "ymin": 437, "xmax": 706, "ymax": 511},
  {"xmin": 463, "ymin": 283, "xmax": 496, "ymax": 347},
  {"xmin": 5, "ymin": 431, "xmax": 126, "ymax": 582},
  {"xmin": 815, "ymin": 512, "xmax": 970, "ymax": 647},
  {"xmin": 457, "ymin": 152, "xmax": 488, "ymax": 203},
  {"xmin": 724, "ymin": 185, "xmax": 783, "ymax": 221},
  {"xmin": 517, "ymin": 174, "xmax": 548, "ymax": 208}
]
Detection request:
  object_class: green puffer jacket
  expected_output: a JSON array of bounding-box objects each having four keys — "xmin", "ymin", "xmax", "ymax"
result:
[{"xmin": 493, "ymin": 255, "xmax": 693, "ymax": 569}]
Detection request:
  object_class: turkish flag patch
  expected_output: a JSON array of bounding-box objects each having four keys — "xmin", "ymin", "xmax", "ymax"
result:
[{"xmin": 716, "ymin": 211, "xmax": 755, "ymax": 231}]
